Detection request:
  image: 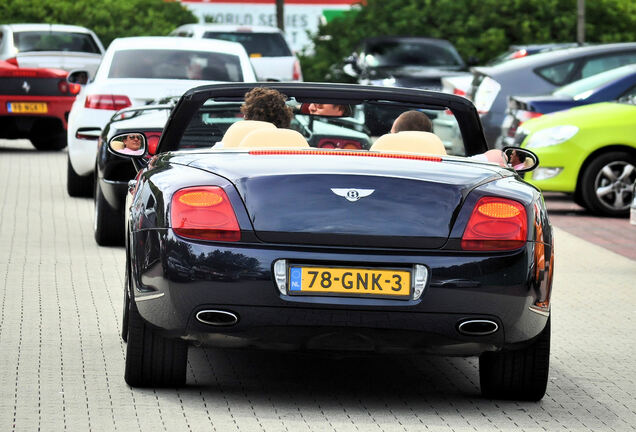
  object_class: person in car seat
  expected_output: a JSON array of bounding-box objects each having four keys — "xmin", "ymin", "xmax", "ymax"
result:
[
  {"xmin": 241, "ymin": 87, "xmax": 293, "ymax": 128},
  {"xmin": 390, "ymin": 110, "xmax": 506, "ymax": 166},
  {"xmin": 391, "ymin": 110, "xmax": 432, "ymax": 133}
]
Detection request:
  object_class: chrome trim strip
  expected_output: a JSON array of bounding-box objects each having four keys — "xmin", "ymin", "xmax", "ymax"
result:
[
  {"xmin": 135, "ymin": 292, "xmax": 165, "ymax": 301},
  {"xmin": 457, "ymin": 319, "xmax": 499, "ymax": 336},
  {"xmin": 529, "ymin": 306, "xmax": 550, "ymax": 317}
]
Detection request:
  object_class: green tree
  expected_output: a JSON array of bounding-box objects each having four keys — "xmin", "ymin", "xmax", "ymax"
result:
[
  {"xmin": 0, "ymin": 0, "xmax": 198, "ymax": 47},
  {"xmin": 300, "ymin": 0, "xmax": 636, "ymax": 82}
]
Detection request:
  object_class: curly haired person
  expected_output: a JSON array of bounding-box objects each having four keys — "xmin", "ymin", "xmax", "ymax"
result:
[{"xmin": 241, "ymin": 87, "xmax": 293, "ymax": 128}]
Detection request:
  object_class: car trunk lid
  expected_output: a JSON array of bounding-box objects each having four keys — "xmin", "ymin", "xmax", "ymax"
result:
[{"xmin": 186, "ymin": 152, "xmax": 501, "ymax": 249}]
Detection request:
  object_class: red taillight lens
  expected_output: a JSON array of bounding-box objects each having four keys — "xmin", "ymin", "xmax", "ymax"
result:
[
  {"xmin": 171, "ymin": 187, "xmax": 240, "ymax": 242},
  {"xmin": 461, "ymin": 197, "xmax": 527, "ymax": 251},
  {"xmin": 146, "ymin": 131, "xmax": 162, "ymax": 155},
  {"xmin": 85, "ymin": 94, "xmax": 132, "ymax": 110},
  {"xmin": 453, "ymin": 88, "xmax": 466, "ymax": 97},
  {"xmin": 292, "ymin": 59, "xmax": 302, "ymax": 81},
  {"xmin": 68, "ymin": 82, "xmax": 82, "ymax": 95},
  {"xmin": 511, "ymin": 49, "xmax": 528, "ymax": 59},
  {"xmin": 5, "ymin": 57, "xmax": 18, "ymax": 66}
]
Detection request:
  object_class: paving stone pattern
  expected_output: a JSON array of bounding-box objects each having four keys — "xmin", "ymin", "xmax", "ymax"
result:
[{"xmin": 0, "ymin": 140, "xmax": 635, "ymax": 432}]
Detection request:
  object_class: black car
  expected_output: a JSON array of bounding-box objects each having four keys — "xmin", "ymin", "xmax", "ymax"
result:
[
  {"xmin": 94, "ymin": 104, "xmax": 170, "ymax": 246},
  {"xmin": 342, "ymin": 36, "xmax": 470, "ymax": 91},
  {"xmin": 113, "ymin": 83, "xmax": 553, "ymax": 401}
]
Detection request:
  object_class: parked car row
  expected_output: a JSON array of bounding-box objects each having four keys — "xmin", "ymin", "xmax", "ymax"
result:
[
  {"xmin": 435, "ymin": 42, "xmax": 636, "ymax": 217},
  {"xmin": 0, "ymin": 22, "xmax": 301, "ymax": 155}
]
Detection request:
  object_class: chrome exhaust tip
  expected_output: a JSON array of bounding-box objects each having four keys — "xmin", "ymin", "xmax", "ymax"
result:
[
  {"xmin": 457, "ymin": 319, "xmax": 499, "ymax": 336},
  {"xmin": 196, "ymin": 310, "xmax": 239, "ymax": 326}
]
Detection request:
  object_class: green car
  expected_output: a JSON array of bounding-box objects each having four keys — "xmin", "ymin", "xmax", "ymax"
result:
[{"xmin": 518, "ymin": 99, "xmax": 636, "ymax": 217}]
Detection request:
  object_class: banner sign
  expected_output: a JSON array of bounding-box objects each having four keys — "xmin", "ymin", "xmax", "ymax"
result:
[{"xmin": 180, "ymin": 0, "xmax": 358, "ymax": 52}]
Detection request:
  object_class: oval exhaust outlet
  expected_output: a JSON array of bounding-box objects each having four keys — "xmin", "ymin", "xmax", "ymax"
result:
[
  {"xmin": 196, "ymin": 310, "xmax": 239, "ymax": 326},
  {"xmin": 457, "ymin": 319, "xmax": 498, "ymax": 336}
]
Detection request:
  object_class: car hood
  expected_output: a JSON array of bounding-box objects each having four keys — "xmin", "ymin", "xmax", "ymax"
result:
[{"xmin": 180, "ymin": 151, "xmax": 503, "ymax": 248}]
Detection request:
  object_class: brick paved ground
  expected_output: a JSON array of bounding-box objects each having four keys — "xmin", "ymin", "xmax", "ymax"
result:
[
  {"xmin": 0, "ymin": 139, "xmax": 635, "ymax": 431},
  {"xmin": 544, "ymin": 192, "xmax": 636, "ymax": 261}
]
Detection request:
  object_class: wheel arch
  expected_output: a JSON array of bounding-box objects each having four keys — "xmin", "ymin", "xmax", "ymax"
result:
[{"xmin": 574, "ymin": 144, "xmax": 636, "ymax": 197}]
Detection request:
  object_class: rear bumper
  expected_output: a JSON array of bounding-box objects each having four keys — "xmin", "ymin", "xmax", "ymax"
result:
[
  {"xmin": 0, "ymin": 94, "xmax": 74, "ymax": 137},
  {"xmin": 131, "ymin": 229, "xmax": 551, "ymax": 355}
]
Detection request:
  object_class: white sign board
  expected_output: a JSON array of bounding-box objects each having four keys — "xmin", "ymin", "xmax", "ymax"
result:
[{"xmin": 180, "ymin": 0, "xmax": 355, "ymax": 53}]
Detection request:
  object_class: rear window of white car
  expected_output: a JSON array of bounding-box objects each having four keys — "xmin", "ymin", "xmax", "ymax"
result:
[
  {"xmin": 14, "ymin": 31, "xmax": 100, "ymax": 54},
  {"xmin": 203, "ymin": 32, "xmax": 292, "ymax": 57},
  {"xmin": 108, "ymin": 49, "xmax": 244, "ymax": 81}
]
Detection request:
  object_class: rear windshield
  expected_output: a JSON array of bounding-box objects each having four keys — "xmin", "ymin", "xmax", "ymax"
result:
[
  {"xmin": 13, "ymin": 31, "xmax": 100, "ymax": 54},
  {"xmin": 203, "ymin": 32, "xmax": 292, "ymax": 57},
  {"xmin": 108, "ymin": 49, "xmax": 244, "ymax": 81}
]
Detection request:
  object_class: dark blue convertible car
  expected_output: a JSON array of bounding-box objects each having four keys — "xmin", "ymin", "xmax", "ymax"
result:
[{"xmin": 113, "ymin": 83, "xmax": 553, "ymax": 401}]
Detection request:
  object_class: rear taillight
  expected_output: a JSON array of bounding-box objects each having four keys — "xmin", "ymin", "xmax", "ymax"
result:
[
  {"xmin": 292, "ymin": 59, "xmax": 302, "ymax": 81},
  {"xmin": 453, "ymin": 88, "xmax": 466, "ymax": 97},
  {"xmin": 511, "ymin": 49, "xmax": 528, "ymax": 59},
  {"xmin": 69, "ymin": 83, "xmax": 82, "ymax": 95},
  {"xmin": 146, "ymin": 131, "xmax": 162, "ymax": 155},
  {"xmin": 5, "ymin": 57, "xmax": 18, "ymax": 66},
  {"xmin": 85, "ymin": 94, "xmax": 132, "ymax": 110},
  {"xmin": 461, "ymin": 197, "xmax": 527, "ymax": 251},
  {"xmin": 317, "ymin": 138, "xmax": 362, "ymax": 150},
  {"xmin": 171, "ymin": 187, "xmax": 240, "ymax": 242}
]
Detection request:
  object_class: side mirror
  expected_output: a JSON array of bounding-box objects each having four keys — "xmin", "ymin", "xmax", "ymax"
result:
[
  {"xmin": 109, "ymin": 133, "xmax": 147, "ymax": 157},
  {"xmin": 67, "ymin": 70, "xmax": 89, "ymax": 85},
  {"xmin": 503, "ymin": 147, "xmax": 539, "ymax": 173}
]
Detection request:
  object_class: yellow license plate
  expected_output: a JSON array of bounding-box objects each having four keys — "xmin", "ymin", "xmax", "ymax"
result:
[
  {"xmin": 8, "ymin": 102, "xmax": 48, "ymax": 113},
  {"xmin": 288, "ymin": 265, "xmax": 411, "ymax": 299}
]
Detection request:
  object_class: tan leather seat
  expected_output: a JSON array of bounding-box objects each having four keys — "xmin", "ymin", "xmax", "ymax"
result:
[
  {"xmin": 239, "ymin": 128, "xmax": 310, "ymax": 149},
  {"xmin": 221, "ymin": 120, "xmax": 276, "ymax": 148},
  {"xmin": 370, "ymin": 131, "xmax": 447, "ymax": 155}
]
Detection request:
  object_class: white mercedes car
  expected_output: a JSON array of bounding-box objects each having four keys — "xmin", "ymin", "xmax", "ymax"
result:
[{"xmin": 66, "ymin": 36, "xmax": 256, "ymax": 196}]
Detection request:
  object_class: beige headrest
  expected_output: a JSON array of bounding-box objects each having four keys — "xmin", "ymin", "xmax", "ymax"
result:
[
  {"xmin": 239, "ymin": 128, "xmax": 310, "ymax": 149},
  {"xmin": 370, "ymin": 131, "xmax": 447, "ymax": 155},
  {"xmin": 221, "ymin": 120, "xmax": 276, "ymax": 148}
]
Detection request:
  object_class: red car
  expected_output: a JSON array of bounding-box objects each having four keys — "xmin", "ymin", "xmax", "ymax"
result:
[{"xmin": 0, "ymin": 60, "xmax": 80, "ymax": 150}]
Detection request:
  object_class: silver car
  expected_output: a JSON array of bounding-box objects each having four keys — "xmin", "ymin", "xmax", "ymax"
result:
[{"xmin": 0, "ymin": 23, "xmax": 105, "ymax": 79}]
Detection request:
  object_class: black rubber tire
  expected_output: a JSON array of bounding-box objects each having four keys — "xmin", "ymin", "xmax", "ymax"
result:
[
  {"xmin": 94, "ymin": 181, "xmax": 124, "ymax": 246},
  {"xmin": 67, "ymin": 156, "xmax": 94, "ymax": 197},
  {"xmin": 479, "ymin": 318, "xmax": 550, "ymax": 401},
  {"xmin": 124, "ymin": 302, "xmax": 188, "ymax": 388},
  {"xmin": 30, "ymin": 132, "xmax": 67, "ymax": 151},
  {"xmin": 580, "ymin": 151, "xmax": 636, "ymax": 217}
]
